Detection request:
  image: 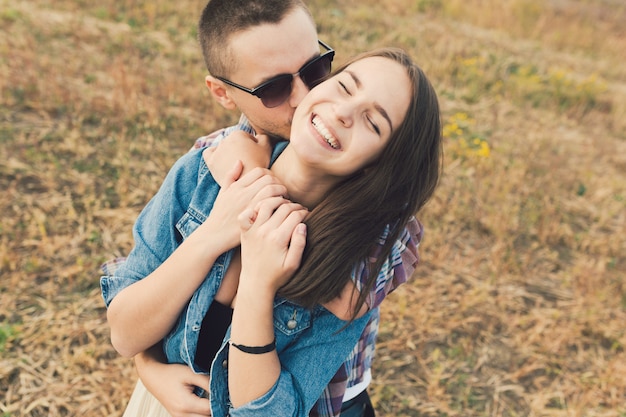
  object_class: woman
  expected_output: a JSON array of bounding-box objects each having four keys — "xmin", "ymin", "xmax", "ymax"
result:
[{"xmin": 101, "ymin": 48, "xmax": 442, "ymax": 416}]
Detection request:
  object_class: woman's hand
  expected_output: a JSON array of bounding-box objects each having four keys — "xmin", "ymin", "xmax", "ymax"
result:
[{"xmin": 238, "ymin": 197, "xmax": 308, "ymax": 295}]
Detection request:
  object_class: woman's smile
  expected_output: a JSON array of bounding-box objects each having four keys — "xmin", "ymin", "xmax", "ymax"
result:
[{"xmin": 311, "ymin": 114, "xmax": 341, "ymax": 150}]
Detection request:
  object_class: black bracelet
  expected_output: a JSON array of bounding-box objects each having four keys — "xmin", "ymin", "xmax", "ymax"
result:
[{"xmin": 230, "ymin": 339, "xmax": 276, "ymax": 354}]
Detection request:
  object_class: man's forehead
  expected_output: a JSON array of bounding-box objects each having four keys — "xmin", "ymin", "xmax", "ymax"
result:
[{"xmin": 229, "ymin": 32, "xmax": 319, "ymax": 81}]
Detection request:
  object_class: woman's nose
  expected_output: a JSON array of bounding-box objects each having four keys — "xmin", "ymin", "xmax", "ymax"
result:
[{"xmin": 334, "ymin": 100, "xmax": 354, "ymax": 127}]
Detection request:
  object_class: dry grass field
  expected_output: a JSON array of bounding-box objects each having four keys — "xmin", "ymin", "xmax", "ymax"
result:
[{"xmin": 1, "ymin": 0, "xmax": 625, "ymax": 416}]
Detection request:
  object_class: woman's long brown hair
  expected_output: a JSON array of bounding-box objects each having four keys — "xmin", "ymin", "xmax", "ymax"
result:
[{"xmin": 278, "ymin": 48, "xmax": 442, "ymax": 320}]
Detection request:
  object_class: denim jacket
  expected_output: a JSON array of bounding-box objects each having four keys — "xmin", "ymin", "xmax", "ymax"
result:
[{"xmin": 100, "ymin": 143, "xmax": 372, "ymax": 416}]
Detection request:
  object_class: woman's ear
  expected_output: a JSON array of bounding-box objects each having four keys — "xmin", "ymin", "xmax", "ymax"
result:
[{"xmin": 206, "ymin": 75, "xmax": 237, "ymax": 110}]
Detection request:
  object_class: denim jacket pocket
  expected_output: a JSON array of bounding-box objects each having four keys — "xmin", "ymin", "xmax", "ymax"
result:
[{"xmin": 273, "ymin": 299, "xmax": 311, "ymax": 336}]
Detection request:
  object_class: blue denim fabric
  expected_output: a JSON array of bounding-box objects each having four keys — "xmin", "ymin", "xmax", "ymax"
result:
[{"xmin": 100, "ymin": 143, "xmax": 372, "ymax": 416}]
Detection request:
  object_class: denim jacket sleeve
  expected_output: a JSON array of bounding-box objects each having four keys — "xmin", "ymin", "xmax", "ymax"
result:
[{"xmin": 100, "ymin": 148, "xmax": 206, "ymax": 307}]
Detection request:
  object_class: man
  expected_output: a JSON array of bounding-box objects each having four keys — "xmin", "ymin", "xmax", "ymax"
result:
[{"xmin": 105, "ymin": 1, "xmax": 422, "ymax": 416}]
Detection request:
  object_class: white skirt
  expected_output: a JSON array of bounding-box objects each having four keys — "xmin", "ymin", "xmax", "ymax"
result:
[{"xmin": 122, "ymin": 379, "xmax": 172, "ymax": 417}]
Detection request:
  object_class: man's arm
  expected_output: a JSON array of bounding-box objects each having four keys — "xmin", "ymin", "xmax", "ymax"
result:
[{"xmin": 134, "ymin": 344, "xmax": 212, "ymax": 417}]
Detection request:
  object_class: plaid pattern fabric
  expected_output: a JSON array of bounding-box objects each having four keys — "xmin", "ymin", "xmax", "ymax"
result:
[
  {"xmin": 101, "ymin": 114, "xmax": 422, "ymax": 417},
  {"xmin": 309, "ymin": 311, "xmax": 380, "ymax": 416},
  {"xmin": 355, "ymin": 220, "xmax": 422, "ymax": 310},
  {"xmin": 310, "ymin": 218, "xmax": 421, "ymax": 417}
]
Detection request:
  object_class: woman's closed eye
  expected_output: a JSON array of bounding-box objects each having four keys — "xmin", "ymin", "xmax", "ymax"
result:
[
  {"xmin": 338, "ymin": 80, "xmax": 351, "ymax": 95},
  {"xmin": 366, "ymin": 115, "xmax": 381, "ymax": 135}
]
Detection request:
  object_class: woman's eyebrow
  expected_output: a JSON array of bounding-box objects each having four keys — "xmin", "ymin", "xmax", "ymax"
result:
[{"xmin": 345, "ymin": 70, "xmax": 393, "ymax": 132}]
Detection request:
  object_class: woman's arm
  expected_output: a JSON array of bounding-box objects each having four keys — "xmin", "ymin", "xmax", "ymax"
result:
[{"xmin": 228, "ymin": 198, "xmax": 308, "ymax": 407}]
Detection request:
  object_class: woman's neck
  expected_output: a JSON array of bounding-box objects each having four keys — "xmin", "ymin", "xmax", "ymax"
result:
[{"xmin": 270, "ymin": 146, "xmax": 339, "ymax": 209}]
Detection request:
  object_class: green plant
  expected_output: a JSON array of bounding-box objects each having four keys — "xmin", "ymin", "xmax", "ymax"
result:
[{"xmin": 443, "ymin": 112, "xmax": 491, "ymax": 159}]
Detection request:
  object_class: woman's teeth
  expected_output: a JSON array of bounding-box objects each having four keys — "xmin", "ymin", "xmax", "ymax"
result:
[{"xmin": 312, "ymin": 115, "xmax": 339, "ymax": 149}]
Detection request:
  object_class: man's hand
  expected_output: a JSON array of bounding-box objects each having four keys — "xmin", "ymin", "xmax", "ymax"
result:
[
  {"xmin": 135, "ymin": 345, "xmax": 212, "ymax": 417},
  {"xmin": 203, "ymin": 131, "xmax": 272, "ymax": 187}
]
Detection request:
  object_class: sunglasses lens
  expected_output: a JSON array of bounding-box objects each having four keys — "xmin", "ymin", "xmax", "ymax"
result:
[
  {"xmin": 300, "ymin": 53, "xmax": 333, "ymax": 89},
  {"xmin": 254, "ymin": 49, "xmax": 334, "ymax": 108},
  {"xmin": 257, "ymin": 75, "xmax": 293, "ymax": 108}
]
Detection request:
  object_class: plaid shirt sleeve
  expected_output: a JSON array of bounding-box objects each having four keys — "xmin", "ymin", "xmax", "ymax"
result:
[
  {"xmin": 310, "ymin": 217, "xmax": 424, "ymax": 417},
  {"xmin": 354, "ymin": 216, "xmax": 423, "ymax": 310}
]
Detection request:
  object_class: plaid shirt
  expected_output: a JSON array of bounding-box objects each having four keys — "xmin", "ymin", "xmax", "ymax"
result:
[{"xmin": 102, "ymin": 115, "xmax": 423, "ymax": 417}]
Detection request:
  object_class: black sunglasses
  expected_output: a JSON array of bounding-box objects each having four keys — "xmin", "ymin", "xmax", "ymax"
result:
[{"xmin": 216, "ymin": 40, "xmax": 335, "ymax": 108}]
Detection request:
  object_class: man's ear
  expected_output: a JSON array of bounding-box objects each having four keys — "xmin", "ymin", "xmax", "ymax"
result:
[{"xmin": 206, "ymin": 75, "xmax": 237, "ymax": 110}]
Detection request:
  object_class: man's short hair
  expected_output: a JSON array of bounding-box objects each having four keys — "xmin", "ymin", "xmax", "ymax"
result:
[{"xmin": 198, "ymin": 0, "xmax": 313, "ymax": 78}]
